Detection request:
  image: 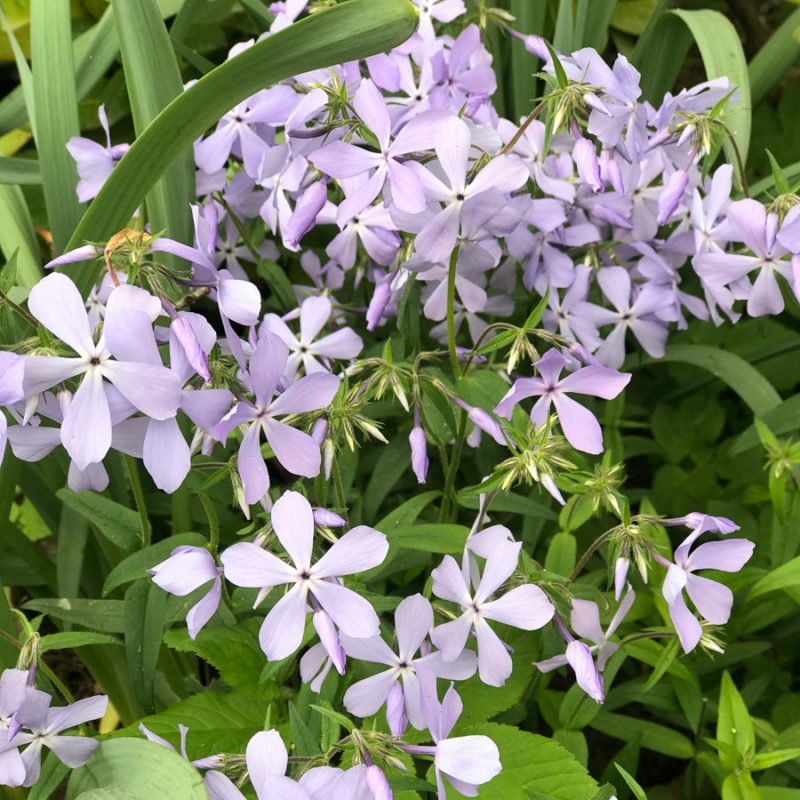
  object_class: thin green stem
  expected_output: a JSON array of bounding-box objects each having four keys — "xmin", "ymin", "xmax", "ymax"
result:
[
  {"xmin": 125, "ymin": 455, "xmax": 151, "ymax": 547},
  {"xmin": 498, "ymin": 99, "xmax": 547, "ymax": 155},
  {"xmin": 439, "ymin": 411, "xmax": 468, "ymax": 523},
  {"xmin": 219, "ymin": 196, "xmax": 261, "ymax": 262},
  {"xmin": 198, "ymin": 492, "xmax": 220, "ymax": 554},
  {"xmin": 566, "ymin": 528, "xmax": 615, "ymax": 584},
  {"xmin": 39, "ymin": 658, "xmax": 76, "ymax": 705},
  {"xmin": 446, "ymin": 246, "xmax": 461, "ymax": 380},
  {"xmin": 333, "ymin": 460, "xmax": 347, "ymax": 510}
]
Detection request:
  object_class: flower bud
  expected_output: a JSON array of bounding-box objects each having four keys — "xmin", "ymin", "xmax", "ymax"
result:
[
  {"xmin": 313, "ymin": 508, "xmax": 347, "ymax": 528},
  {"xmin": 366, "ymin": 281, "xmax": 392, "ymax": 332},
  {"xmin": 312, "ymin": 609, "xmax": 346, "ymax": 675},
  {"xmin": 409, "ymin": 426, "xmax": 429, "ymax": 484}
]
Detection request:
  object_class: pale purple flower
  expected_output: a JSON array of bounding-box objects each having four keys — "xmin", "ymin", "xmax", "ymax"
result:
[
  {"xmin": 575, "ymin": 267, "xmax": 670, "ymax": 368},
  {"xmin": 325, "ymin": 192, "xmax": 400, "ymax": 269},
  {"xmin": 66, "ymin": 104, "xmax": 129, "ymax": 202},
  {"xmin": 149, "ymin": 546, "xmax": 223, "ymax": 640},
  {"xmin": 536, "ymin": 586, "xmax": 635, "ymax": 676},
  {"xmin": 210, "ymin": 334, "xmax": 339, "ymax": 504},
  {"xmin": 495, "ymin": 348, "xmax": 631, "ymax": 453},
  {"xmin": 0, "ymin": 669, "xmax": 32, "ymax": 787},
  {"xmin": 431, "ymin": 541, "xmax": 554, "ymax": 686},
  {"xmin": 220, "ymin": 491, "xmax": 388, "ymax": 660},
  {"xmin": 695, "ymin": 199, "xmax": 795, "ymax": 317},
  {"xmin": 661, "ymin": 527, "xmax": 754, "ymax": 653},
  {"xmin": 204, "ymin": 730, "xmax": 311, "ymax": 800},
  {"xmin": 409, "ymin": 424, "xmax": 429, "ymax": 484},
  {"xmin": 572, "ymin": 136, "xmax": 602, "ymax": 193},
  {"xmin": 14, "ymin": 690, "xmax": 107, "ymax": 786},
  {"xmin": 413, "ymin": 0, "xmax": 466, "ymax": 41},
  {"xmin": 0, "ymin": 353, "xmax": 24, "ymax": 468},
  {"xmin": 309, "ymin": 82, "xmax": 439, "ymax": 216},
  {"xmin": 402, "ymin": 672, "xmax": 501, "ymax": 798},
  {"xmin": 657, "ymin": 169, "xmax": 690, "ymax": 225},
  {"xmin": 412, "ymin": 114, "xmax": 528, "ymax": 263},
  {"xmin": 341, "ymin": 594, "xmax": 476, "ymax": 734},
  {"xmin": 23, "ymin": 275, "xmax": 182, "ymax": 469},
  {"xmin": 261, "ymin": 295, "xmax": 362, "ymax": 381},
  {"xmin": 139, "ymin": 723, "xmax": 222, "ymax": 770}
]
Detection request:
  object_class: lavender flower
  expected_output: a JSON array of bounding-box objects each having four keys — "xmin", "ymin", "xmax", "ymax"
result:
[{"xmin": 221, "ymin": 491, "xmax": 388, "ymax": 660}]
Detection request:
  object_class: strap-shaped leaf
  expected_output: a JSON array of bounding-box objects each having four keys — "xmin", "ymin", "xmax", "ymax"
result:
[{"xmin": 65, "ymin": 0, "xmax": 419, "ymax": 291}]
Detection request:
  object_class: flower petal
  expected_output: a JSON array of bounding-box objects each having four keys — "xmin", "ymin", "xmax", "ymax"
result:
[{"xmin": 313, "ymin": 526, "xmax": 388, "ymax": 578}]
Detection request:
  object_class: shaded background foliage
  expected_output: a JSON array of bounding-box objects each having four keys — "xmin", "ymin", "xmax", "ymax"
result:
[{"xmin": 1, "ymin": 1, "xmax": 800, "ymax": 800}]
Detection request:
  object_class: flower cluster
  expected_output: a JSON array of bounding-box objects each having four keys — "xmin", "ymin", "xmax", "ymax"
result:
[{"xmin": 0, "ymin": 0, "xmax": 770, "ymax": 795}]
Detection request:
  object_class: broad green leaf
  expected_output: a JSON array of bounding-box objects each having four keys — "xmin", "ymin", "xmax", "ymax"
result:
[
  {"xmin": 717, "ymin": 671, "xmax": 755, "ymax": 757},
  {"xmin": 634, "ymin": 10, "xmax": 751, "ymax": 169},
  {"xmin": 544, "ymin": 532, "xmax": 576, "ymax": 575},
  {"xmin": 0, "ymin": 155, "xmax": 40, "ymax": 184},
  {"xmin": 508, "ymin": 0, "xmax": 547, "ymax": 123},
  {"xmin": 458, "ymin": 489, "xmax": 555, "ymax": 519},
  {"xmin": 639, "ymin": 345, "xmax": 781, "ymax": 418},
  {"xmin": 615, "ymin": 764, "xmax": 648, "ymax": 800},
  {"xmin": 0, "ymin": 185, "xmax": 40, "ymax": 286},
  {"xmin": 24, "ymin": 598, "xmax": 126, "ymax": 632},
  {"xmin": 124, "ymin": 580, "xmax": 167, "ymax": 713},
  {"xmin": 749, "ymin": 8, "xmax": 800, "ymax": 106},
  {"xmin": 589, "ymin": 712, "xmax": 694, "ymax": 758},
  {"xmin": 577, "ymin": 0, "xmax": 618, "ymax": 51},
  {"xmin": 67, "ymin": 738, "xmax": 208, "ymax": 799},
  {"xmin": 113, "ymin": 0, "xmax": 194, "ymax": 256},
  {"xmin": 56, "ymin": 488, "xmax": 142, "ymax": 553},
  {"xmin": 759, "ymin": 788, "xmax": 800, "ymax": 800},
  {"xmin": 164, "ymin": 618, "xmax": 273, "ymax": 697},
  {"xmin": 452, "ymin": 724, "xmax": 598, "ymax": 800},
  {"xmin": 118, "ymin": 690, "xmax": 265, "ymax": 756},
  {"xmin": 290, "ymin": 701, "xmax": 321, "ymax": 756},
  {"xmin": 39, "ymin": 632, "xmax": 122, "ymax": 652},
  {"xmin": 102, "ymin": 533, "xmax": 207, "ymax": 596},
  {"xmin": 30, "ymin": 0, "xmax": 82, "ymax": 252},
  {"xmin": 750, "ymin": 555, "xmax": 800, "ymax": 599},
  {"xmin": 389, "ymin": 523, "xmax": 470, "ymax": 554},
  {"xmin": 364, "ymin": 434, "xmax": 410, "ymax": 521},
  {"xmin": 65, "ymin": 0, "xmax": 419, "ymax": 291},
  {"xmin": 375, "ymin": 491, "xmax": 440, "ymax": 535},
  {"xmin": 615, "ymin": 0, "xmax": 664, "ymax": 36},
  {"xmin": 552, "ymin": 3, "xmax": 574, "ymax": 55},
  {"xmin": 721, "ymin": 772, "xmax": 761, "ymax": 800}
]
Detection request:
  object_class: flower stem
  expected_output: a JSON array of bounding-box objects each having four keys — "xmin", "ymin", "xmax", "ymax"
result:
[
  {"xmin": 333, "ymin": 460, "xmax": 347, "ymax": 510},
  {"xmin": 566, "ymin": 528, "xmax": 614, "ymax": 584},
  {"xmin": 199, "ymin": 492, "xmax": 220, "ymax": 554},
  {"xmin": 439, "ymin": 410, "xmax": 467, "ymax": 522},
  {"xmin": 125, "ymin": 456, "xmax": 151, "ymax": 547},
  {"xmin": 446, "ymin": 246, "xmax": 461, "ymax": 380}
]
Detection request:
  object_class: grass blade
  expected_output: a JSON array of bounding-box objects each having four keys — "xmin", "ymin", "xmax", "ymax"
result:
[
  {"xmin": 580, "ymin": 0, "xmax": 618, "ymax": 52},
  {"xmin": 553, "ymin": 0, "xmax": 574, "ymax": 53},
  {"xmin": 749, "ymin": 7, "xmax": 800, "ymax": 107},
  {"xmin": 0, "ymin": 184, "xmax": 40, "ymax": 287},
  {"xmin": 509, "ymin": 0, "xmax": 547, "ymax": 121},
  {"xmin": 0, "ymin": 156, "xmax": 40, "ymax": 185},
  {"xmin": 30, "ymin": 0, "xmax": 83, "ymax": 252},
  {"xmin": 65, "ymin": 0, "xmax": 419, "ymax": 291},
  {"xmin": 114, "ymin": 0, "xmax": 196, "ymax": 254}
]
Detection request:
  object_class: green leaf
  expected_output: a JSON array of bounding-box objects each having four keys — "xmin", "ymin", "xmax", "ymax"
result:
[
  {"xmin": 114, "ymin": 0, "xmax": 195, "ymax": 258},
  {"xmin": 0, "ymin": 185, "xmax": 41, "ymax": 287},
  {"xmin": 615, "ymin": 763, "xmax": 648, "ymax": 800},
  {"xmin": 290, "ymin": 700, "xmax": 322, "ymax": 756},
  {"xmin": 102, "ymin": 533, "xmax": 208, "ymax": 596},
  {"xmin": 717, "ymin": 671, "xmax": 755, "ymax": 757},
  {"xmin": 458, "ymin": 489, "xmax": 555, "ymax": 519},
  {"xmin": 24, "ymin": 598, "xmax": 126, "ymax": 633},
  {"xmin": 577, "ymin": 0, "xmax": 618, "ymax": 51},
  {"xmin": 164, "ymin": 618, "xmax": 272, "ymax": 697},
  {"xmin": 120, "ymin": 690, "xmax": 265, "ymax": 755},
  {"xmin": 65, "ymin": 0, "xmax": 419, "ymax": 291},
  {"xmin": 453, "ymin": 724, "xmax": 598, "ymax": 800},
  {"xmin": 389, "ymin": 523, "xmax": 470, "ymax": 554},
  {"xmin": 731, "ymin": 395, "xmax": 800, "ymax": 454},
  {"xmin": 0, "ymin": 155, "xmax": 40, "ymax": 185},
  {"xmin": 642, "ymin": 635, "xmax": 681, "ymax": 692},
  {"xmin": 589, "ymin": 712, "xmax": 694, "ymax": 759},
  {"xmin": 721, "ymin": 772, "xmax": 761, "ymax": 800},
  {"xmin": 375, "ymin": 491, "xmax": 440, "ymax": 535},
  {"xmin": 39, "ymin": 632, "xmax": 122, "ymax": 652},
  {"xmin": 256, "ymin": 259, "xmax": 295, "ymax": 311},
  {"xmin": 67, "ymin": 738, "xmax": 208, "ymax": 799},
  {"xmin": 753, "ymin": 748, "xmax": 800, "ymax": 771},
  {"xmin": 310, "ymin": 703, "xmax": 355, "ymax": 733},
  {"xmin": 635, "ymin": 10, "xmax": 751, "ymax": 169},
  {"xmin": 552, "ymin": 7, "xmax": 574, "ymax": 57},
  {"xmin": 749, "ymin": 7, "xmax": 800, "ymax": 107},
  {"xmin": 124, "ymin": 580, "xmax": 167, "ymax": 713},
  {"xmin": 28, "ymin": 752, "xmax": 70, "ymax": 799},
  {"xmin": 30, "ymin": 0, "xmax": 83, "ymax": 252},
  {"xmin": 750, "ymin": 554, "xmax": 800, "ymax": 599},
  {"xmin": 56, "ymin": 489, "xmax": 142, "ymax": 553},
  {"xmin": 766, "ymin": 150, "xmax": 792, "ymax": 196},
  {"xmin": 544, "ymin": 532, "xmax": 576, "ymax": 575},
  {"xmin": 639, "ymin": 345, "xmax": 781, "ymax": 418}
]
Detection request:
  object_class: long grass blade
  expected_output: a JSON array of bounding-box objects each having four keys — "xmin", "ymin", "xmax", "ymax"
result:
[
  {"xmin": 509, "ymin": 0, "xmax": 547, "ymax": 121},
  {"xmin": 0, "ymin": 156, "xmax": 40, "ymax": 186},
  {"xmin": 0, "ymin": 185, "xmax": 40, "ymax": 287},
  {"xmin": 65, "ymin": 0, "xmax": 419, "ymax": 292},
  {"xmin": 114, "ymin": 0, "xmax": 196, "ymax": 254},
  {"xmin": 30, "ymin": 0, "xmax": 83, "ymax": 252},
  {"xmin": 749, "ymin": 7, "xmax": 800, "ymax": 107}
]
